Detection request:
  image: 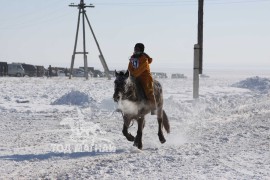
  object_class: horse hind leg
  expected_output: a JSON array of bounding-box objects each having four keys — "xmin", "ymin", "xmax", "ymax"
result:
[
  {"xmin": 133, "ymin": 117, "xmax": 144, "ymax": 150},
  {"xmin": 157, "ymin": 109, "xmax": 166, "ymax": 144},
  {"xmin": 162, "ymin": 110, "xmax": 170, "ymax": 133}
]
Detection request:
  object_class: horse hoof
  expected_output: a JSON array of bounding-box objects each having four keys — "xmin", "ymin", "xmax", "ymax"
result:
[
  {"xmin": 160, "ymin": 139, "xmax": 166, "ymax": 144},
  {"xmin": 158, "ymin": 132, "xmax": 166, "ymax": 144},
  {"xmin": 133, "ymin": 142, "xmax": 143, "ymax": 150},
  {"xmin": 127, "ymin": 134, "xmax": 135, "ymax": 142}
]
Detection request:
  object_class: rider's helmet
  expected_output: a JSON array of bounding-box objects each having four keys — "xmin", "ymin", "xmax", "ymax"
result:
[{"xmin": 134, "ymin": 43, "xmax": 144, "ymax": 53}]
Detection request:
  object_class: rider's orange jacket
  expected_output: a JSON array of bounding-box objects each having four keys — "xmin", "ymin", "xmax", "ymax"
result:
[
  {"xmin": 128, "ymin": 53, "xmax": 153, "ymax": 78},
  {"xmin": 128, "ymin": 53, "xmax": 155, "ymax": 104}
]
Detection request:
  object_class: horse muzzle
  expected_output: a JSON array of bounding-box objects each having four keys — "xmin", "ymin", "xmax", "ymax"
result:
[{"xmin": 113, "ymin": 93, "xmax": 120, "ymax": 102}]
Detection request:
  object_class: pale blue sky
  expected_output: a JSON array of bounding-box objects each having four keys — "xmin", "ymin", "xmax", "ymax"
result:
[{"xmin": 0, "ymin": 0, "xmax": 269, "ymax": 72}]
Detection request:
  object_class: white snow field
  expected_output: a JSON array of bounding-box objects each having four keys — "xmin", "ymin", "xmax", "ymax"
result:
[{"xmin": 0, "ymin": 70, "xmax": 270, "ymax": 179}]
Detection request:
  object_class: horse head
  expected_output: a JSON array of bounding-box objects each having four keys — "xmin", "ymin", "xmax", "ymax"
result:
[{"xmin": 113, "ymin": 70, "xmax": 129, "ymax": 102}]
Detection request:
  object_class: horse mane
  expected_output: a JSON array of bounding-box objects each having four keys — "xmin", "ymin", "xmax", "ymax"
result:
[
  {"xmin": 124, "ymin": 76, "xmax": 138, "ymax": 102},
  {"xmin": 119, "ymin": 71, "xmax": 126, "ymax": 76},
  {"xmin": 125, "ymin": 76, "xmax": 146, "ymax": 102}
]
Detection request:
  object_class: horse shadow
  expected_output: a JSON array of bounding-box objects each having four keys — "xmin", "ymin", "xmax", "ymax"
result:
[{"xmin": 0, "ymin": 149, "xmax": 125, "ymax": 162}]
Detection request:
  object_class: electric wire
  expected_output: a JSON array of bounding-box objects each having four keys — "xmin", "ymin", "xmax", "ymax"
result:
[
  {"xmin": 90, "ymin": 0, "xmax": 270, "ymax": 6},
  {"xmin": 1, "ymin": 0, "xmax": 269, "ymax": 30}
]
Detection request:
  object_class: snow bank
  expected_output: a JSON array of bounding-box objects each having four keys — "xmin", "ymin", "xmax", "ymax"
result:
[
  {"xmin": 51, "ymin": 90, "xmax": 95, "ymax": 106},
  {"xmin": 232, "ymin": 76, "xmax": 270, "ymax": 93}
]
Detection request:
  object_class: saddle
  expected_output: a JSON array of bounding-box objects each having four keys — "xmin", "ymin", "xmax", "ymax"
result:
[{"xmin": 133, "ymin": 77, "xmax": 157, "ymax": 115}]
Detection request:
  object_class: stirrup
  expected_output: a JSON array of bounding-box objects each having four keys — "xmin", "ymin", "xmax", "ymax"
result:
[
  {"xmin": 151, "ymin": 110, "xmax": 157, "ymax": 115},
  {"xmin": 151, "ymin": 109, "xmax": 157, "ymax": 115}
]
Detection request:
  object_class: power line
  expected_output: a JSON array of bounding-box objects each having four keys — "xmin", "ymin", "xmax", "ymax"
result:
[
  {"xmin": 204, "ymin": 0, "xmax": 270, "ymax": 5},
  {"xmin": 90, "ymin": 0, "xmax": 270, "ymax": 6},
  {"xmin": 0, "ymin": 3, "xmax": 68, "ymax": 30},
  {"xmin": 0, "ymin": 0, "xmax": 64, "ymax": 21},
  {"xmin": 0, "ymin": 13, "xmax": 69, "ymax": 30},
  {"xmin": 0, "ymin": 6, "xmax": 68, "ymax": 30}
]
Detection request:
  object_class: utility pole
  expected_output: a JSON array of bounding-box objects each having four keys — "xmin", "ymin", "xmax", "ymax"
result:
[
  {"xmin": 69, "ymin": 0, "xmax": 111, "ymax": 80},
  {"xmin": 193, "ymin": 44, "xmax": 200, "ymax": 99},
  {"xmin": 193, "ymin": 0, "xmax": 204, "ymax": 99},
  {"xmin": 198, "ymin": 0, "xmax": 204, "ymax": 74},
  {"xmin": 85, "ymin": 15, "xmax": 111, "ymax": 80}
]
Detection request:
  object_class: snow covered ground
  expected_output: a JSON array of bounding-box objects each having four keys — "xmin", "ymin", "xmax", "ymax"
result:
[{"xmin": 0, "ymin": 70, "xmax": 270, "ymax": 179}]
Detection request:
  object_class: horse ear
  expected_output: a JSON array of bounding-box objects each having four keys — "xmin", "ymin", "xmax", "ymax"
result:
[
  {"xmin": 115, "ymin": 70, "xmax": 119, "ymax": 77},
  {"xmin": 125, "ymin": 70, "xmax": 129, "ymax": 78}
]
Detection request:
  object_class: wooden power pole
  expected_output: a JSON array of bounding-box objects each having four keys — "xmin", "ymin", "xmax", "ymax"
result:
[
  {"xmin": 193, "ymin": 0, "xmax": 204, "ymax": 99},
  {"xmin": 69, "ymin": 0, "xmax": 111, "ymax": 80},
  {"xmin": 198, "ymin": 0, "xmax": 204, "ymax": 74}
]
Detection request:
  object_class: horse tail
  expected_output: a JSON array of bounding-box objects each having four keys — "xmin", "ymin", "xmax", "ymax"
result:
[{"xmin": 162, "ymin": 110, "xmax": 170, "ymax": 133}]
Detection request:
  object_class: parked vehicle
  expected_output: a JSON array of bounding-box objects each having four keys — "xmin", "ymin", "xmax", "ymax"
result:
[
  {"xmin": 200, "ymin": 74, "xmax": 210, "ymax": 78},
  {"xmin": 171, "ymin": 73, "xmax": 187, "ymax": 79},
  {"xmin": 109, "ymin": 70, "xmax": 116, "ymax": 77},
  {"xmin": 72, "ymin": 68, "xmax": 92, "ymax": 77},
  {"xmin": 21, "ymin": 64, "xmax": 37, "ymax": 77},
  {"xmin": 57, "ymin": 70, "xmax": 68, "ymax": 77},
  {"xmin": 36, "ymin": 66, "xmax": 45, "ymax": 77},
  {"xmin": 93, "ymin": 70, "xmax": 104, "ymax": 78},
  {"xmin": 151, "ymin": 72, "xmax": 168, "ymax": 79},
  {"xmin": 8, "ymin": 63, "xmax": 26, "ymax": 77},
  {"xmin": 0, "ymin": 62, "xmax": 8, "ymax": 76}
]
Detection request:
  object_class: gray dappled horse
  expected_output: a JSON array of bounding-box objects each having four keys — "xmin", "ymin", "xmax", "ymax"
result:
[{"xmin": 113, "ymin": 70, "xmax": 170, "ymax": 150}]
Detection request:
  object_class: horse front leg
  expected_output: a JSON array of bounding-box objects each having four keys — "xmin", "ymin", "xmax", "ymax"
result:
[
  {"xmin": 122, "ymin": 115, "xmax": 135, "ymax": 142},
  {"xmin": 157, "ymin": 109, "xmax": 166, "ymax": 144},
  {"xmin": 134, "ymin": 117, "xmax": 144, "ymax": 150}
]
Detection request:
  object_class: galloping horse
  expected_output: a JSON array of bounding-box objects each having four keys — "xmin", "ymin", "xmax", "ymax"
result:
[{"xmin": 113, "ymin": 70, "xmax": 170, "ymax": 150}]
